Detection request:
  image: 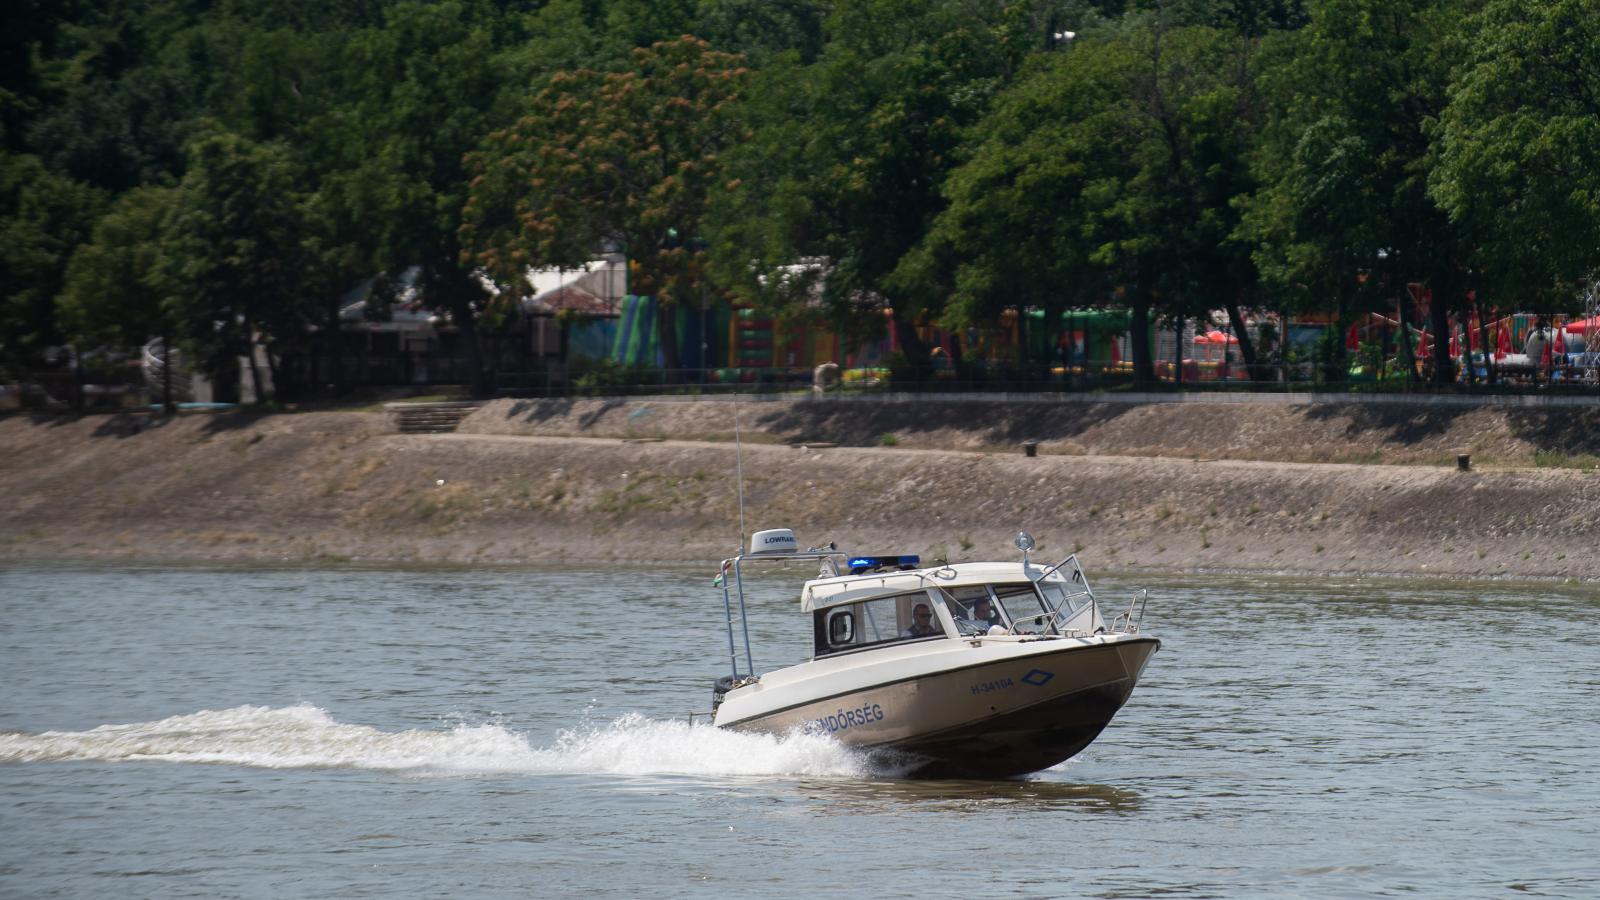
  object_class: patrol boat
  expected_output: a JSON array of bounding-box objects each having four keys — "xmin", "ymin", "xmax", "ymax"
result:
[{"xmin": 707, "ymin": 528, "xmax": 1158, "ymax": 778}]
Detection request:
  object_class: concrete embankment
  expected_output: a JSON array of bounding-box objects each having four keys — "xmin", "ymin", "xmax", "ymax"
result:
[{"xmin": 1, "ymin": 395, "xmax": 1597, "ymax": 581}]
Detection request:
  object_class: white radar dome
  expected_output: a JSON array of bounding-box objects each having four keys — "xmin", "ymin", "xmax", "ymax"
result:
[{"xmin": 749, "ymin": 528, "xmax": 798, "ymax": 555}]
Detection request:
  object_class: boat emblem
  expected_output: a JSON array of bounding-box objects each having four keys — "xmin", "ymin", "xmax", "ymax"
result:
[{"xmin": 1021, "ymin": 669, "xmax": 1055, "ymax": 687}]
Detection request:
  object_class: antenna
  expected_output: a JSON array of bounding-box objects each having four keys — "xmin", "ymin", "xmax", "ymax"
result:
[{"xmin": 734, "ymin": 396, "xmax": 747, "ymax": 553}]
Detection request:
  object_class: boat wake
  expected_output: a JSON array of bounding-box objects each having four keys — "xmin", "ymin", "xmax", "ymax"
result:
[{"xmin": 0, "ymin": 704, "xmax": 867, "ymax": 778}]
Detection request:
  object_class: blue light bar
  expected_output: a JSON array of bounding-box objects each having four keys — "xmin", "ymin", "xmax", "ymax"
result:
[{"xmin": 847, "ymin": 555, "xmax": 921, "ymax": 573}]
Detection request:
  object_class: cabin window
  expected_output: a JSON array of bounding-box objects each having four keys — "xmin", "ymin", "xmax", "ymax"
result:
[
  {"xmin": 828, "ymin": 610, "xmax": 854, "ymax": 645},
  {"xmin": 819, "ymin": 591, "xmax": 940, "ymax": 654},
  {"xmin": 942, "ymin": 583, "xmax": 1059, "ymax": 635}
]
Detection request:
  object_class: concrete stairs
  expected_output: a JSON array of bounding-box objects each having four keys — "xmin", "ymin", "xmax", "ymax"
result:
[{"xmin": 386, "ymin": 401, "xmax": 482, "ymax": 434}]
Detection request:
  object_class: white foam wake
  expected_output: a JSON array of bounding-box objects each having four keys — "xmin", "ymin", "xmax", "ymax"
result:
[{"xmin": 0, "ymin": 704, "xmax": 866, "ymax": 778}]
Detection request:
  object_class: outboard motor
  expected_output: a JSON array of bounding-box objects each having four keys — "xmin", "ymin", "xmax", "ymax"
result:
[{"xmin": 712, "ymin": 674, "xmax": 737, "ymax": 711}]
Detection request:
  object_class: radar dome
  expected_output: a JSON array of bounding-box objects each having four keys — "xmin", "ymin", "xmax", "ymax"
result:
[{"xmin": 749, "ymin": 528, "xmax": 798, "ymax": 555}]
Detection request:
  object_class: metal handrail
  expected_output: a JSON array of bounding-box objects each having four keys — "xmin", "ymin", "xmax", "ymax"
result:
[
  {"xmin": 718, "ymin": 548, "xmax": 849, "ymax": 682},
  {"xmin": 1108, "ymin": 590, "xmax": 1150, "ymax": 634}
]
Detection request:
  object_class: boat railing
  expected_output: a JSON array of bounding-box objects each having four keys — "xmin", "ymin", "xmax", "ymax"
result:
[
  {"xmin": 1108, "ymin": 589, "xmax": 1150, "ymax": 634},
  {"xmin": 719, "ymin": 547, "xmax": 849, "ymax": 683},
  {"xmin": 1030, "ymin": 555, "xmax": 1149, "ymax": 636}
]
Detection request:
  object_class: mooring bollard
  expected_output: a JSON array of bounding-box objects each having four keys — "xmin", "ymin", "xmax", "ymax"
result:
[
  {"xmin": 1457, "ymin": 453, "xmax": 1471, "ymax": 471},
  {"xmin": 1023, "ymin": 440, "xmax": 1038, "ymax": 457}
]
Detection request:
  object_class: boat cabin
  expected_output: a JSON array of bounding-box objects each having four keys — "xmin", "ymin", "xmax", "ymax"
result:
[
  {"xmin": 800, "ymin": 561, "xmax": 1105, "ymax": 658},
  {"xmin": 714, "ymin": 529, "xmax": 1123, "ymax": 690}
]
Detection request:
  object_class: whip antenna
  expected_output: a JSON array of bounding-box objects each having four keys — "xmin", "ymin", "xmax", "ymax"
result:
[{"xmin": 734, "ymin": 396, "xmax": 747, "ymax": 553}]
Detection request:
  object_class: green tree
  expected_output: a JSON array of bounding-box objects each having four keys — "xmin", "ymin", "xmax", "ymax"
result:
[
  {"xmin": 908, "ymin": 22, "xmax": 1262, "ymax": 383},
  {"xmin": 22, "ymin": 0, "xmax": 223, "ymax": 192},
  {"xmin": 57, "ymin": 184, "xmax": 180, "ymax": 348},
  {"xmin": 1242, "ymin": 0, "xmax": 1471, "ymax": 384},
  {"xmin": 895, "ymin": 32, "xmax": 1143, "ymax": 374},
  {"xmin": 1431, "ymin": 0, "xmax": 1600, "ymax": 300},
  {"xmin": 0, "ymin": 153, "xmax": 104, "ymax": 373},
  {"xmin": 57, "ymin": 185, "xmax": 184, "ymax": 406},
  {"xmin": 162, "ymin": 129, "xmax": 311, "ymax": 402},
  {"xmin": 710, "ymin": 0, "xmax": 1073, "ymax": 375},
  {"xmin": 1090, "ymin": 23, "xmax": 1264, "ymax": 383},
  {"xmin": 1, "ymin": 0, "xmax": 80, "ymax": 149},
  {"xmin": 695, "ymin": 0, "xmax": 832, "ymax": 65},
  {"xmin": 312, "ymin": 0, "xmax": 518, "ymax": 395},
  {"xmin": 599, "ymin": 0, "xmax": 700, "ymax": 53},
  {"xmin": 463, "ymin": 35, "xmax": 751, "ymax": 372},
  {"xmin": 498, "ymin": 0, "xmax": 610, "ymax": 78}
]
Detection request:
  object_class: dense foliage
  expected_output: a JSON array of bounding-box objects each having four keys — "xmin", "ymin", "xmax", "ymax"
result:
[{"xmin": 3, "ymin": 0, "xmax": 1596, "ymax": 394}]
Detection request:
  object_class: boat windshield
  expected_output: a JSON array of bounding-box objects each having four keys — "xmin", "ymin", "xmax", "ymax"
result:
[
  {"xmin": 942, "ymin": 583, "xmax": 1057, "ymax": 636},
  {"xmin": 993, "ymin": 583, "xmax": 1055, "ymax": 635},
  {"xmin": 943, "ymin": 586, "xmax": 999, "ymax": 635},
  {"xmin": 1034, "ymin": 577, "xmax": 1096, "ymax": 632}
]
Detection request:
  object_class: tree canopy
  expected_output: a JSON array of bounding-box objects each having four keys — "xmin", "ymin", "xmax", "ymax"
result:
[
  {"xmin": 2, "ymin": 0, "xmax": 1596, "ymax": 393},
  {"xmin": 1431, "ymin": 0, "xmax": 1600, "ymax": 296}
]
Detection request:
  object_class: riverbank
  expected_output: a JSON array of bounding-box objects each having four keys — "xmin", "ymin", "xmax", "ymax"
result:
[{"xmin": 2, "ymin": 395, "xmax": 1597, "ymax": 581}]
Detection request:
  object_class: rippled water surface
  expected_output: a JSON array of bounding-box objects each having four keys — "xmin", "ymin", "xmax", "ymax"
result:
[{"xmin": 2, "ymin": 562, "xmax": 1596, "ymax": 898}]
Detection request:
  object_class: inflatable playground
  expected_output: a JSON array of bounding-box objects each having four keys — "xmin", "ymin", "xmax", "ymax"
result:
[{"xmin": 606, "ymin": 297, "xmax": 1135, "ymax": 385}]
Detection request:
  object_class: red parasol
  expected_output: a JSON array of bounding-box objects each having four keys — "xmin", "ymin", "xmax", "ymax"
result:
[
  {"xmin": 1554, "ymin": 325, "xmax": 1566, "ymax": 355},
  {"xmin": 1496, "ymin": 322, "xmax": 1511, "ymax": 359}
]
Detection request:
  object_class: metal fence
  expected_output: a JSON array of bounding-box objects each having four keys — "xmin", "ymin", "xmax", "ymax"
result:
[
  {"xmin": 275, "ymin": 353, "xmax": 478, "ymax": 394},
  {"xmin": 8, "ymin": 354, "xmax": 1597, "ymax": 412},
  {"xmin": 492, "ymin": 359, "xmax": 1600, "ymax": 399}
]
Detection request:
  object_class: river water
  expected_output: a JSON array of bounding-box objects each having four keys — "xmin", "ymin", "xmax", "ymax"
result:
[{"xmin": 1, "ymin": 562, "xmax": 1595, "ymax": 898}]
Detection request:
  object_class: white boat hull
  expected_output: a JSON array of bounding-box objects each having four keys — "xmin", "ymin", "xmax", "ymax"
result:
[{"xmin": 714, "ymin": 634, "xmax": 1159, "ymax": 778}]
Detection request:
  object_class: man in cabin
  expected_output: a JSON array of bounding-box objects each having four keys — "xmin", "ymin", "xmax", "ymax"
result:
[
  {"xmin": 974, "ymin": 598, "xmax": 1001, "ymax": 630},
  {"xmin": 956, "ymin": 597, "xmax": 1003, "ymax": 635},
  {"xmin": 902, "ymin": 603, "xmax": 941, "ymax": 637}
]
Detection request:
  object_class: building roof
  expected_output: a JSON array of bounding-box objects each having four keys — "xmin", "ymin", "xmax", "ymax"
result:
[{"xmin": 521, "ymin": 259, "xmax": 626, "ymax": 315}]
